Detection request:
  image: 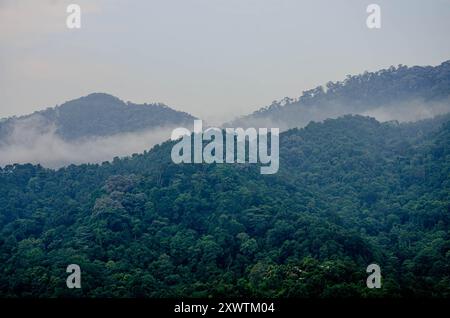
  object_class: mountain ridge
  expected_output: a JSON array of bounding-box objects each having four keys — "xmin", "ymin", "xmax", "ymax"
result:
[
  {"xmin": 228, "ymin": 60, "xmax": 450, "ymax": 130},
  {"xmin": 0, "ymin": 93, "xmax": 197, "ymax": 142}
]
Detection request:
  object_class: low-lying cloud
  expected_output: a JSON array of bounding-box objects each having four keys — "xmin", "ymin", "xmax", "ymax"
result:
[
  {"xmin": 0, "ymin": 116, "xmax": 176, "ymax": 168},
  {"xmin": 232, "ymin": 98, "xmax": 450, "ymax": 130},
  {"xmin": 361, "ymin": 99, "xmax": 450, "ymax": 123},
  {"xmin": 1, "ymin": 99, "xmax": 449, "ymax": 168}
]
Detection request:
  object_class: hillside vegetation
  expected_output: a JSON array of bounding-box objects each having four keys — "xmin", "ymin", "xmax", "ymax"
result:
[{"xmin": 0, "ymin": 115, "xmax": 449, "ymax": 297}]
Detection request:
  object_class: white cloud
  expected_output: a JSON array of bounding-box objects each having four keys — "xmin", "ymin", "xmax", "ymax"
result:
[{"xmin": 0, "ymin": 115, "xmax": 175, "ymax": 168}]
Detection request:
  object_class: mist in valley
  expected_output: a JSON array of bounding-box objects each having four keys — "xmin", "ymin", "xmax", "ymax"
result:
[{"xmin": 0, "ymin": 115, "xmax": 178, "ymax": 168}]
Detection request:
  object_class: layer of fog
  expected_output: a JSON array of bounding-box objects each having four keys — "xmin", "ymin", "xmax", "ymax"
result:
[
  {"xmin": 361, "ymin": 99, "xmax": 450, "ymax": 123},
  {"xmin": 0, "ymin": 116, "xmax": 180, "ymax": 168},
  {"xmin": 232, "ymin": 99, "xmax": 450, "ymax": 130},
  {"xmin": 1, "ymin": 99, "xmax": 449, "ymax": 168}
]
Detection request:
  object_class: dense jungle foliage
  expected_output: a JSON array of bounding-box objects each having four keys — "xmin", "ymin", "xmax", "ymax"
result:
[{"xmin": 0, "ymin": 114, "xmax": 449, "ymax": 297}]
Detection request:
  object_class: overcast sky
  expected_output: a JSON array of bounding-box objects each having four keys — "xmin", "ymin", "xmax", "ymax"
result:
[{"xmin": 1, "ymin": 0, "xmax": 450, "ymax": 123}]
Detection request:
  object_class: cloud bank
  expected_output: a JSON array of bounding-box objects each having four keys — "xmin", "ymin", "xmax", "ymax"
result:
[{"xmin": 0, "ymin": 116, "xmax": 175, "ymax": 168}]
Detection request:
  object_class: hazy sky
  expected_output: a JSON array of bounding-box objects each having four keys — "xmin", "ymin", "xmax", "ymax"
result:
[{"xmin": 1, "ymin": 0, "xmax": 450, "ymax": 123}]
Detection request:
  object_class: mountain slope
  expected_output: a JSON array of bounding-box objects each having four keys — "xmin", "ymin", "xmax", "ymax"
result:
[
  {"xmin": 0, "ymin": 93, "xmax": 196, "ymax": 142},
  {"xmin": 0, "ymin": 115, "xmax": 448, "ymax": 297},
  {"xmin": 229, "ymin": 61, "xmax": 450, "ymax": 130},
  {"xmin": 0, "ymin": 93, "xmax": 197, "ymax": 168}
]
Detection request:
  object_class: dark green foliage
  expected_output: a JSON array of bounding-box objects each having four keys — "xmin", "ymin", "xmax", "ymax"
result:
[{"xmin": 0, "ymin": 115, "xmax": 449, "ymax": 298}]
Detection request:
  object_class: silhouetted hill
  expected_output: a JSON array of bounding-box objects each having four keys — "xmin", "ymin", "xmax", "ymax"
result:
[
  {"xmin": 0, "ymin": 93, "xmax": 198, "ymax": 167},
  {"xmin": 229, "ymin": 61, "xmax": 450, "ymax": 130},
  {"xmin": 0, "ymin": 93, "xmax": 196, "ymax": 141}
]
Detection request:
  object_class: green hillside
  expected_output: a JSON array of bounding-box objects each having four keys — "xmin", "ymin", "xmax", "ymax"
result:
[{"xmin": 0, "ymin": 115, "xmax": 449, "ymax": 297}]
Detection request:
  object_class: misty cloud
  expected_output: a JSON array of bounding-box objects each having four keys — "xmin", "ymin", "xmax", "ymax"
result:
[
  {"xmin": 232, "ymin": 99, "xmax": 450, "ymax": 131},
  {"xmin": 361, "ymin": 99, "xmax": 450, "ymax": 123},
  {"xmin": 0, "ymin": 116, "xmax": 176, "ymax": 168}
]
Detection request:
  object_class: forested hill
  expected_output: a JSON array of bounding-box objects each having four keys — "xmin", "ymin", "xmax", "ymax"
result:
[
  {"xmin": 0, "ymin": 93, "xmax": 196, "ymax": 142},
  {"xmin": 0, "ymin": 114, "xmax": 449, "ymax": 297},
  {"xmin": 229, "ymin": 61, "xmax": 450, "ymax": 130}
]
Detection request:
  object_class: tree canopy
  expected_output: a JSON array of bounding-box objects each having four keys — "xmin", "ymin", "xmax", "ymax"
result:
[{"xmin": 0, "ymin": 114, "xmax": 449, "ymax": 297}]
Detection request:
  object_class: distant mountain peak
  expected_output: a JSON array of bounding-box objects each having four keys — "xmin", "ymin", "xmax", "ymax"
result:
[
  {"xmin": 0, "ymin": 93, "xmax": 197, "ymax": 142},
  {"xmin": 79, "ymin": 92, "xmax": 124, "ymax": 103}
]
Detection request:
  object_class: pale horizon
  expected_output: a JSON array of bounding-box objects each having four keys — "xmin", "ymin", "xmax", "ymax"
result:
[{"xmin": 1, "ymin": 0, "xmax": 450, "ymax": 123}]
